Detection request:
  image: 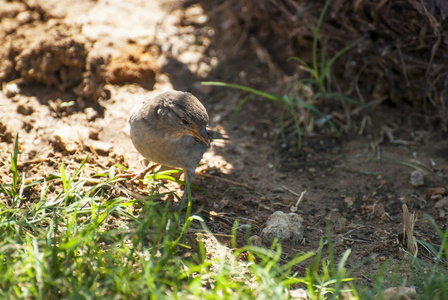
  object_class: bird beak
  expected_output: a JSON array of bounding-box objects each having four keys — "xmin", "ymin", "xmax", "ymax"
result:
[{"xmin": 190, "ymin": 127, "xmax": 210, "ymax": 146}]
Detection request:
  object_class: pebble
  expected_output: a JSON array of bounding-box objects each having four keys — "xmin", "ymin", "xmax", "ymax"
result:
[
  {"xmin": 272, "ymin": 187, "xmax": 285, "ymax": 193},
  {"xmin": 84, "ymin": 107, "xmax": 99, "ymax": 121},
  {"xmin": 426, "ymin": 186, "xmax": 446, "ymax": 197},
  {"xmin": 381, "ymin": 287, "xmax": 416, "ymax": 300},
  {"xmin": 289, "ymin": 288, "xmax": 308, "ymax": 299},
  {"xmin": 2, "ymin": 81, "xmax": 20, "ymax": 98},
  {"xmin": 17, "ymin": 102, "xmax": 35, "ymax": 115},
  {"xmin": 434, "ymin": 197, "xmax": 448, "ymax": 209},
  {"xmin": 16, "ymin": 11, "xmax": 35, "ymax": 23},
  {"xmin": 261, "ymin": 211, "xmax": 304, "ymax": 245},
  {"xmin": 89, "ymin": 140, "xmax": 113, "ymax": 156},
  {"xmin": 409, "ymin": 169, "xmax": 424, "ymax": 187},
  {"xmin": 248, "ymin": 235, "xmax": 263, "ymax": 247},
  {"xmin": 53, "ymin": 125, "xmax": 81, "ymax": 153}
]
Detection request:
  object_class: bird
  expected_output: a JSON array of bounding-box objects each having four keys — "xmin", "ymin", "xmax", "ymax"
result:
[{"xmin": 128, "ymin": 90, "xmax": 211, "ymax": 201}]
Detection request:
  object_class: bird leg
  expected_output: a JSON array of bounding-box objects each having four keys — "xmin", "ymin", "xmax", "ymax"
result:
[
  {"xmin": 176, "ymin": 168, "xmax": 195, "ymax": 210},
  {"xmin": 120, "ymin": 163, "xmax": 160, "ymax": 181}
]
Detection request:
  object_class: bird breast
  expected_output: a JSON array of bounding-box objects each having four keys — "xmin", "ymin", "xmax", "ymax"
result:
[{"xmin": 130, "ymin": 115, "xmax": 209, "ymax": 170}]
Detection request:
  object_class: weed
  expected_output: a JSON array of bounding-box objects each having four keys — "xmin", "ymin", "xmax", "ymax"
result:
[
  {"xmin": 2, "ymin": 135, "xmax": 448, "ymax": 299},
  {"xmin": 203, "ymin": 0, "xmax": 358, "ymax": 150}
]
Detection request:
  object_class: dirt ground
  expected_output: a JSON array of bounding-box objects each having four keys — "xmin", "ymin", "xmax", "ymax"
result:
[{"xmin": 1, "ymin": 0, "xmax": 448, "ymax": 286}]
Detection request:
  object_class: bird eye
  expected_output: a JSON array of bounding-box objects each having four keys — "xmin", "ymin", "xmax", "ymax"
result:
[{"xmin": 181, "ymin": 118, "xmax": 190, "ymax": 125}]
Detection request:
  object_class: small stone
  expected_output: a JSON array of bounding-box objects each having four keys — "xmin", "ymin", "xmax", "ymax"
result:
[
  {"xmin": 248, "ymin": 235, "xmax": 263, "ymax": 247},
  {"xmin": 16, "ymin": 11, "xmax": 34, "ymax": 23},
  {"xmin": 0, "ymin": 122, "xmax": 13, "ymax": 143},
  {"xmin": 426, "ymin": 186, "xmax": 446, "ymax": 197},
  {"xmin": 289, "ymin": 288, "xmax": 308, "ymax": 300},
  {"xmin": 409, "ymin": 169, "xmax": 424, "ymax": 187},
  {"xmin": 177, "ymin": 50, "xmax": 202, "ymax": 65},
  {"xmin": 381, "ymin": 287, "xmax": 416, "ymax": 300},
  {"xmin": 3, "ymin": 81, "xmax": 20, "ymax": 98},
  {"xmin": 89, "ymin": 140, "xmax": 113, "ymax": 156},
  {"xmin": 431, "ymin": 194, "xmax": 443, "ymax": 201},
  {"xmin": 344, "ymin": 196, "xmax": 354, "ymax": 207},
  {"xmin": 84, "ymin": 107, "xmax": 99, "ymax": 121},
  {"xmin": 17, "ymin": 102, "xmax": 35, "ymax": 115},
  {"xmin": 434, "ymin": 197, "xmax": 448, "ymax": 209},
  {"xmin": 272, "ymin": 187, "xmax": 285, "ymax": 193},
  {"xmin": 89, "ymin": 128, "xmax": 100, "ymax": 140},
  {"xmin": 261, "ymin": 211, "xmax": 304, "ymax": 245},
  {"xmin": 53, "ymin": 125, "xmax": 81, "ymax": 153}
]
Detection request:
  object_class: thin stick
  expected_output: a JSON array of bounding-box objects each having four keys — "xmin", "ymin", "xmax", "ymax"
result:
[
  {"xmin": 281, "ymin": 185, "xmax": 301, "ymax": 197},
  {"xmin": 291, "ymin": 190, "xmax": 307, "ymax": 212}
]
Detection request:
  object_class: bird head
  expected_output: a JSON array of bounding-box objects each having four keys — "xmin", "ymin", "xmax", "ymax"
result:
[{"xmin": 158, "ymin": 91, "xmax": 210, "ymax": 146}]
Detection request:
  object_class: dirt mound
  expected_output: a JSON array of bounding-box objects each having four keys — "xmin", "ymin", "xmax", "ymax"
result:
[
  {"xmin": 106, "ymin": 44, "xmax": 158, "ymax": 90},
  {"xmin": 0, "ymin": 0, "xmax": 161, "ymax": 103},
  {"xmin": 228, "ymin": 0, "xmax": 448, "ymax": 124},
  {"xmin": 0, "ymin": 0, "xmax": 106, "ymax": 102}
]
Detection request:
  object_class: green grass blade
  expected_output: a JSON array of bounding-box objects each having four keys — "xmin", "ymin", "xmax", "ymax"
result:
[
  {"xmin": 202, "ymin": 81, "xmax": 284, "ymax": 102},
  {"xmin": 10, "ymin": 133, "xmax": 20, "ymax": 197},
  {"xmin": 296, "ymin": 97, "xmax": 340, "ymax": 136},
  {"xmin": 73, "ymin": 154, "xmax": 89, "ymax": 180},
  {"xmin": 228, "ymin": 94, "xmax": 252, "ymax": 128},
  {"xmin": 284, "ymin": 98, "xmax": 302, "ymax": 149},
  {"xmin": 0, "ymin": 181, "xmax": 12, "ymax": 198},
  {"xmin": 288, "ymin": 56, "xmax": 313, "ymax": 71},
  {"xmin": 326, "ymin": 43, "xmax": 356, "ymax": 69},
  {"xmin": 60, "ymin": 163, "xmax": 68, "ymax": 192}
]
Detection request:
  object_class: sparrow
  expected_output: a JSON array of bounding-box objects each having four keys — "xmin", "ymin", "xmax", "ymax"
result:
[{"xmin": 128, "ymin": 90, "xmax": 212, "ymax": 200}]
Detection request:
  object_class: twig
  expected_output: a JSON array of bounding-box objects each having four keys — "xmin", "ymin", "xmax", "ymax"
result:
[
  {"xmin": 403, "ymin": 204, "xmax": 418, "ymax": 257},
  {"xmin": 341, "ymin": 236, "xmax": 371, "ymax": 243},
  {"xmin": 281, "ymin": 185, "xmax": 301, "ymax": 197},
  {"xmin": 342, "ymin": 225, "xmax": 366, "ymax": 237},
  {"xmin": 396, "ymin": 42, "xmax": 410, "ymax": 87},
  {"xmin": 290, "ymin": 190, "xmax": 307, "ymax": 212}
]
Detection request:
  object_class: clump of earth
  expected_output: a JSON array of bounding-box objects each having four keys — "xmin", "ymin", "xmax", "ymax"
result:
[{"xmin": 1, "ymin": 0, "xmax": 448, "ymax": 287}]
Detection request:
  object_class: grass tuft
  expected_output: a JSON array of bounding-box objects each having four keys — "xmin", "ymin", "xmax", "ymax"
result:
[
  {"xmin": 1, "ymin": 135, "xmax": 448, "ymax": 299},
  {"xmin": 203, "ymin": 0, "xmax": 358, "ymax": 150}
]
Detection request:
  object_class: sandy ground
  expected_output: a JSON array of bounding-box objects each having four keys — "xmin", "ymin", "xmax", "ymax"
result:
[{"xmin": 1, "ymin": 0, "xmax": 448, "ymax": 284}]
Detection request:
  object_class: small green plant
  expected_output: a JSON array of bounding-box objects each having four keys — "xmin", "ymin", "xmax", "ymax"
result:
[
  {"xmin": 408, "ymin": 216, "xmax": 448, "ymax": 299},
  {"xmin": 288, "ymin": 0, "xmax": 355, "ymax": 99},
  {"xmin": 203, "ymin": 0, "xmax": 358, "ymax": 150},
  {"xmin": 2, "ymin": 135, "xmax": 448, "ymax": 299},
  {"xmin": 0, "ymin": 134, "xmax": 21, "ymax": 202},
  {"xmin": 0, "ymin": 135, "xmax": 199, "ymax": 298}
]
